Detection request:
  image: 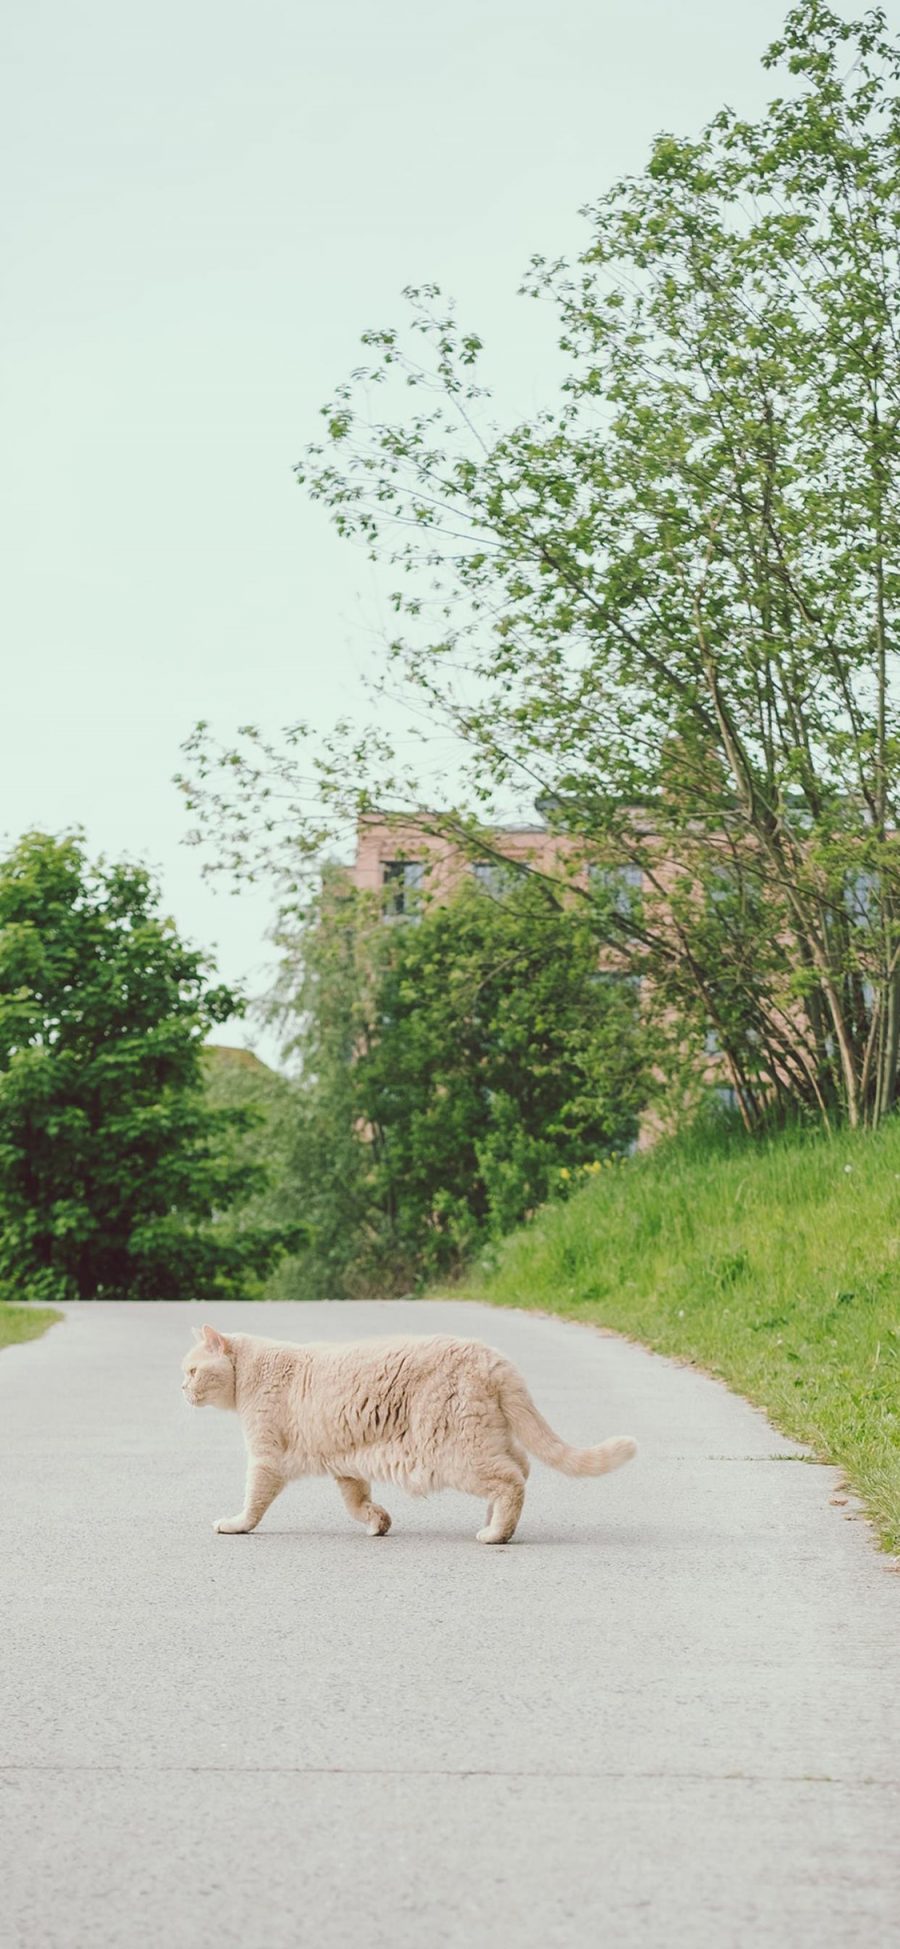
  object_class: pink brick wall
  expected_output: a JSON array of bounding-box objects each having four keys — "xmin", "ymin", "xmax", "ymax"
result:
[{"xmin": 351, "ymin": 814, "xmax": 585, "ymax": 898}]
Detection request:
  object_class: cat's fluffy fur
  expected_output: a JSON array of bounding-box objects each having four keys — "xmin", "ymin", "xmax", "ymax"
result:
[{"xmin": 183, "ymin": 1324, "xmax": 637, "ymax": 1544}]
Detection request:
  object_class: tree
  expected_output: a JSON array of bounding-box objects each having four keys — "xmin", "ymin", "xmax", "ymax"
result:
[
  {"xmin": 182, "ymin": 4, "xmax": 900, "ymax": 1135},
  {"xmin": 279, "ymin": 871, "xmax": 644, "ymax": 1295},
  {"xmin": 201, "ymin": 1043, "xmax": 307, "ymax": 1286},
  {"xmin": 0, "ymin": 831, "xmax": 289, "ymax": 1303}
]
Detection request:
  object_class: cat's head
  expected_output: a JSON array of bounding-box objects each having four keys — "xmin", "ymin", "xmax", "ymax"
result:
[{"xmin": 182, "ymin": 1325, "xmax": 236, "ymax": 1410}]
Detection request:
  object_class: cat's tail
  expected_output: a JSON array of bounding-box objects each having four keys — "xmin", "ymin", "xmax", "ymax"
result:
[{"xmin": 500, "ymin": 1369, "xmax": 637, "ymax": 1477}]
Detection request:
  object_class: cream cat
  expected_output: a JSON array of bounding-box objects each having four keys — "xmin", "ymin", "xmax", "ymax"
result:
[{"xmin": 183, "ymin": 1324, "xmax": 637, "ymax": 1544}]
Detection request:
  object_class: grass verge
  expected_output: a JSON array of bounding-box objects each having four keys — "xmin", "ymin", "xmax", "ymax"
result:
[
  {"xmin": 458, "ymin": 1121, "xmax": 900, "ymax": 1553},
  {"xmin": 0, "ymin": 1303, "xmax": 61, "ymax": 1353}
]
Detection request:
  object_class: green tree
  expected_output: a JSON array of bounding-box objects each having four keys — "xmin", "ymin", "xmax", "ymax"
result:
[
  {"xmin": 0, "ymin": 831, "xmax": 289, "ymax": 1303},
  {"xmin": 201, "ymin": 1043, "xmax": 307, "ymax": 1284},
  {"xmin": 280, "ymin": 871, "xmax": 643, "ymax": 1295},
  {"xmin": 183, "ymin": 3, "xmax": 900, "ymax": 1134}
]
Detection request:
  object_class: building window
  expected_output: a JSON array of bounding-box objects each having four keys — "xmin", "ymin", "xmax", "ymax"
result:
[
  {"xmin": 783, "ymin": 793, "xmax": 813, "ymax": 833},
  {"xmin": 844, "ymin": 871, "xmax": 878, "ymax": 928},
  {"xmin": 382, "ymin": 860, "xmax": 423, "ymax": 918},
  {"xmin": 590, "ymin": 862, "xmax": 642, "ymax": 917},
  {"xmin": 471, "ymin": 859, "xmax": 517, "ymax": 898},
  {"xmin": 589, "ymin": 970, "xmax": 643, "ymax": 1000},
  {"xmin": 706, "ymin": 865, "xmax": 735, "ymax": 910}
]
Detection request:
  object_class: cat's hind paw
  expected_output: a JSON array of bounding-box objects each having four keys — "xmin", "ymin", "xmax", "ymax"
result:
[
  {"xmin": 367, "ymin": 1506, "xmax": 392, "ymax": 1536},
  {"xmin": 214, "ymin": 1515, "xmax": 252, "ymax": 1534}
]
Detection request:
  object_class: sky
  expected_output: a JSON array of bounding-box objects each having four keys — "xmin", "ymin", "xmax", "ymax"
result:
[{"xmin": 3, "ymin": 0, "xmax": 801, "ymax": 1061}]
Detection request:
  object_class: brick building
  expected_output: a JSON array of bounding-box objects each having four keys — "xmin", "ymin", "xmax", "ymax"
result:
[
  {"xmin": 350, "ymin": 811, "xmax": 631, "ymax": 910},
  {"xmin": 349, "ymin": 811, "xmax": 738, "ymax": 1140}
]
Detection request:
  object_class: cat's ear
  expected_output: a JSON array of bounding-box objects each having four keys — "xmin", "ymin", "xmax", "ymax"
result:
[{"xmin": 201, "ymin": 1324, "xmax": 230, "ymax": 1355}]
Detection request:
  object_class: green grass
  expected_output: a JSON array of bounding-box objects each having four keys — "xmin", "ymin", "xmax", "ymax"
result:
[
  {"xmin": 0, "ymin": 1303, "xmax": 61, "ymax": 1352},
  {"xmin": 459, "ymin": 1121, "xmax": 900, "ymax": 1553}
]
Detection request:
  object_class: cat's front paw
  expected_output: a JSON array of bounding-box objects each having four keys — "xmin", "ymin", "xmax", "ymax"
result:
[{"xmin": 213, "ymin": 1515, "xmax": 252, "ymax": 1534}]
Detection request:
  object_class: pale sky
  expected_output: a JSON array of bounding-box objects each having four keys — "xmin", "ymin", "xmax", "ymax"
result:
[{"xmin": 3, "ymin": 0, "xmax": 799, "ymax": 1060}]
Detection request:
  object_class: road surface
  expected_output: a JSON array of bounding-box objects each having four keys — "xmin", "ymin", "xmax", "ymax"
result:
[{"xmin": 1, "ymin": 1299, "xmax": 898, "ymax": 1946}]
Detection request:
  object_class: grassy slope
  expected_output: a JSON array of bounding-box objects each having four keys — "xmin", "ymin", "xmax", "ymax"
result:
[
  {"xmin": 461, "ymin": 1122, "xmax": 900, "ymax": 1552},
  {"xmin": 0, "ymin": 1304, "xmax": 60, "ymax": 1352}
]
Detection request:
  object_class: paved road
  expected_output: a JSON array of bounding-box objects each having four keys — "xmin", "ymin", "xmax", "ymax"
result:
[{"xmin": 1, "ymin": 1300, "xmax": 898, "ymax": 1947}]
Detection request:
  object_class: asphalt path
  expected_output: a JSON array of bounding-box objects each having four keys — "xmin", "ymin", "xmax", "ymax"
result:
[{"xmin": 2, "ymin": 1299, "xmax": 898, "ymax": 1947}]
